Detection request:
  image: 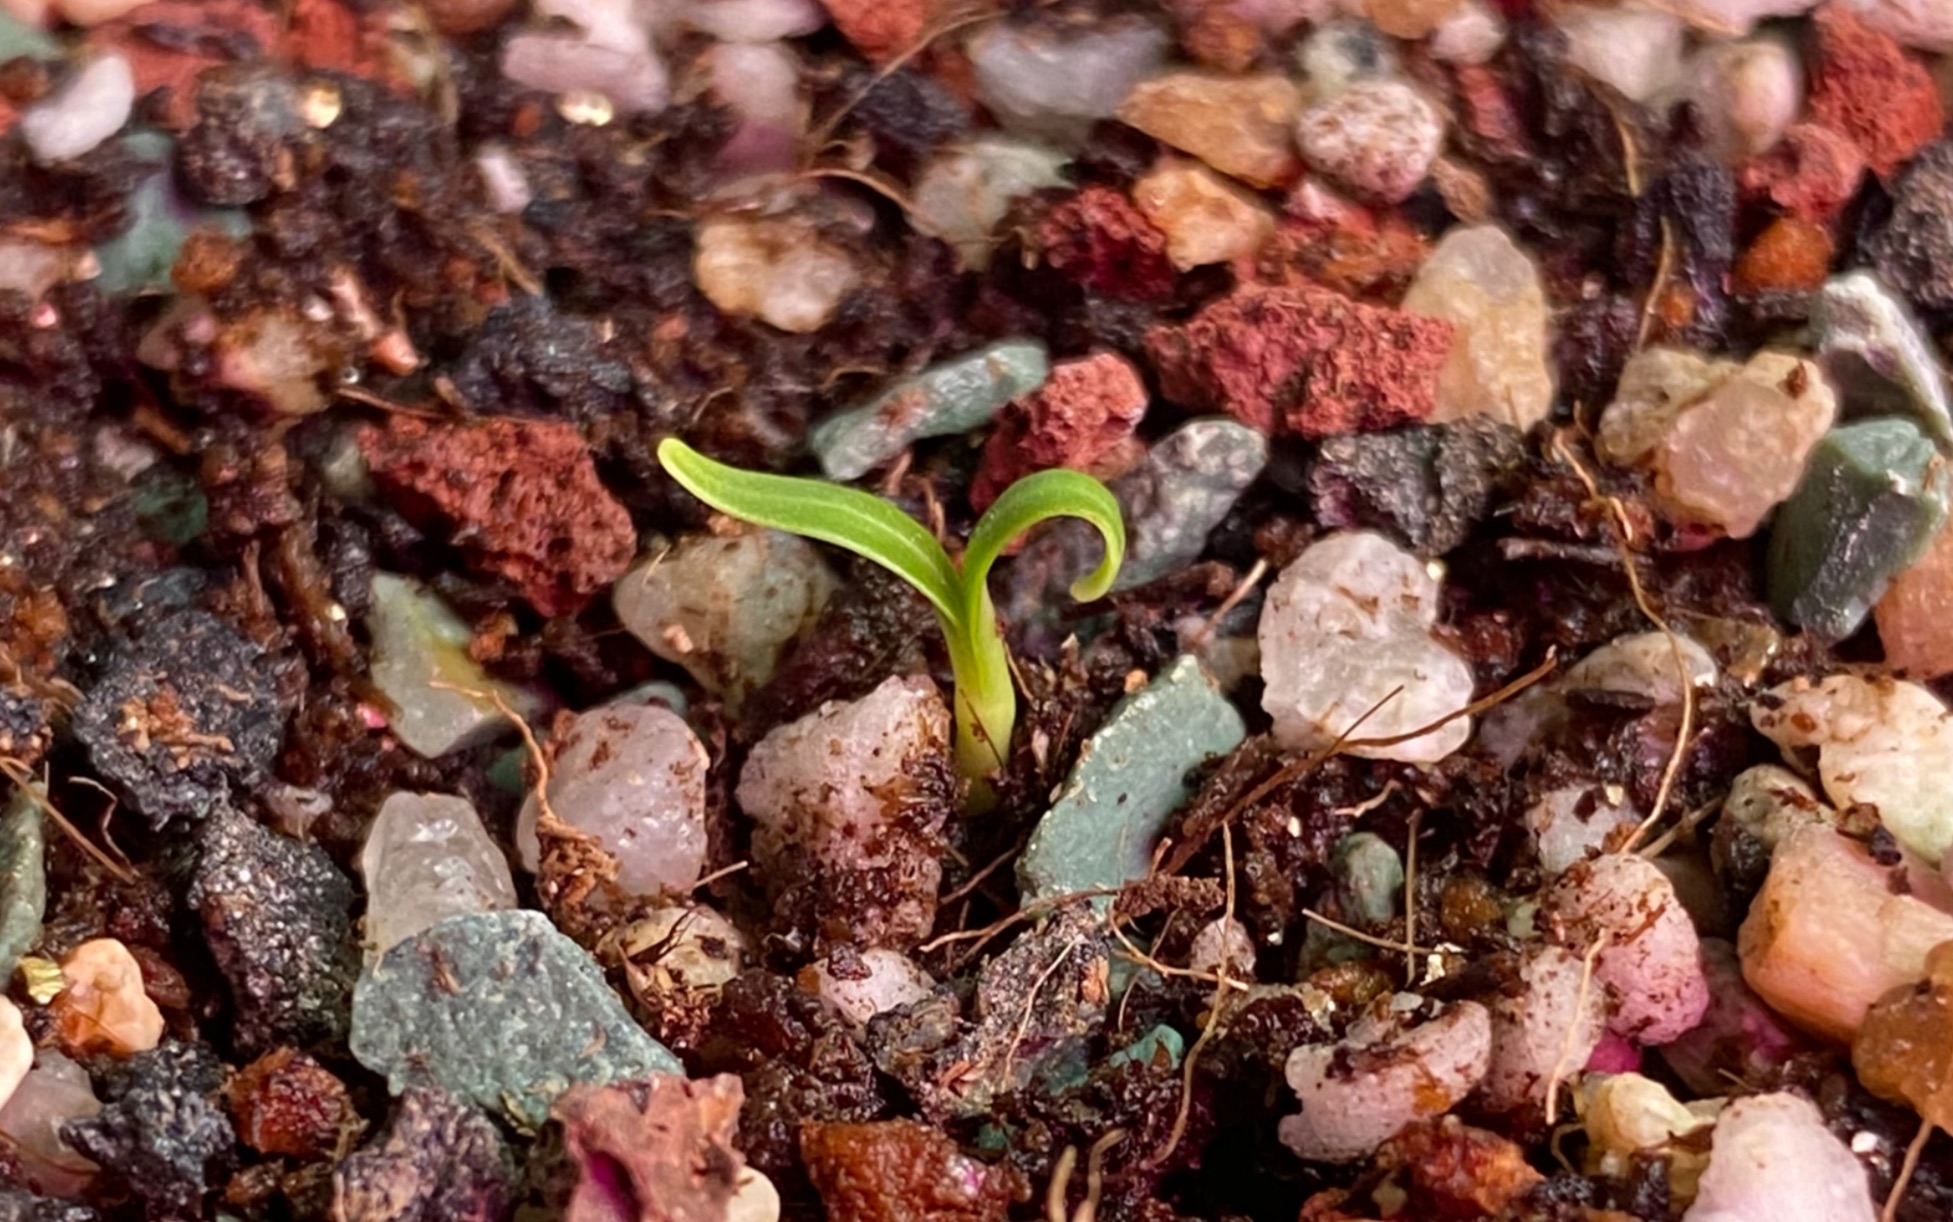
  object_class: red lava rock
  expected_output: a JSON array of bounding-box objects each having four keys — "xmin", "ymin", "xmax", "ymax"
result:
[
  {"xmin": 228, "ymin": 1048, "xmax": 354, "ymax": 1160},
  {"xmin": 1144, "ymin": 283, "xmax": 1453, "ymax": 439},
  {"xmin": 801, "ymin": 1120, "xmax": 1024, "ymax": 1222},
  {"xmin": 357, "ymin": 416, "xmax": 636, "ymax": 617},
  {"xmin": 970, "ymin": 352, "xmax": 1148, "ymax": 511},
  {"xmin": 1038, "ymin": 185, "xmax": 1178, "ymax": 302},
  {"xmin": 1806, "ymin": 5, "xmax": 1945, "ymax": 180},
  {"xmin": 286, "ymin": 0, "xmax": 397, "ymax": 82},
  {"xmin": 821, "ymin": 0, "xmax": 929, "ymax": 62},
  {"xmin": 552, "ymin": 1074, "xmax": 750, "ymax": 1222},
  {"xmin": 1737, "ymin": 122, "xmax": 1867, "ymax": 222},
  {"xmin": 1731, "ymin": 215, "xmax": 1836, "ymax": 294}
]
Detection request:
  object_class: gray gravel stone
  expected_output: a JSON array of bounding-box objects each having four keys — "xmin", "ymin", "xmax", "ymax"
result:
[
  {"xmin": 350, "ymin": 910, "xmax": 681, "ymax": 1128},
  {"xmin": 811, "ymin": 341, "xmax": 1047, "ymax": 481},
  {"xmin": 0, "ymin": 787, "xmax": 45, "ymax": 984},
  {"xmin": 1812, "ymin": 271, "xmax": 1953, "ymax": 451}
]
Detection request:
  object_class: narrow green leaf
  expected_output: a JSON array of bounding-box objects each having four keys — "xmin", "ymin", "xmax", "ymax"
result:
[
  {"xmin": 656, "ymin": 439, "xmax": 965, "ymax": 624},
  {"xmin": 960, "ymin": 468, "xmax": 1125, "ymax": 631}
]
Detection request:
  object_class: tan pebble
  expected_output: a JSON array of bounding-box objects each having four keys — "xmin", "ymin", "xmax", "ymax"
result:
[{"xmin": 53, "ymin": 938, "xmax": 164, "ymax": 1058}]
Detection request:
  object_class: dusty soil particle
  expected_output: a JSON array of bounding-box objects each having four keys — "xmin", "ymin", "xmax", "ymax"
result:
[
  {"xmin": 63, "ymin": 1040, "xmax": 236, "ymax": 1221},
  {"xmin": 1737, "ymin": 122, "xmax": 1867, "ymax": 224},
  {"xmin": 332, "ymin": 1087, "xmax": 516, "ymax": 1222},
  {"xmin": 1038, "ymin": 185, "xmax": 1179, "ymax": 303},
  {"xmin": 358, "ymin": 414, "xmax": 637, "ymax": 617},
  {"xmin": 227, "ymin": 1048, "xmax": 356, "ymax": 1160},
  {"xmin": 801, "ymin": 1120, "xmax": 1023, "ymax": 1222}
]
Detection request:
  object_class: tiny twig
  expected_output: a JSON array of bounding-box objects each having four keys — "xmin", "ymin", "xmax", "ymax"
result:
[
  {"xmin": 1188, "ymin": 558, "xmax": 1269, "ymax": 652},
  {"xmin": 1403, "ymin": 809, "xmax": 1422, "ymax": 987},
  {"xmin": 1543, "ymin": 934, "xmax": 1608, "ymax": 1126},
  {"xmin": 0, "ymin": 760, "xmax": 134, "ymax": 883},
  {"xmin": 1884, "ymin": 1118, "xmax": 1934, "ymax": 1222}
]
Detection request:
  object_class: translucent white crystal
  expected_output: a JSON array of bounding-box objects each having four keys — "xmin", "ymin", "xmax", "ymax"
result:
[
  {"xmin": 968, "ymin": 18, "xmax": 1169, "ymax": 144},
  {"xmin": 694, "ymin": 216, "xmax": 861, "ymax": 333},
  {"xmin": 1554, "ymin": 2, "xmax": 1686, "ymax": 101},
  {"xmin": 360, "ymin": 792, "xmax": 517, "ymax": 958},
  {"xmin": 1402, "ymin": 225, "xmax": 1555, "ymax": 430},
  {"xmin": 1482, "ymin": 945, "xmax": 1607, "ymax": 1111},
  {"xmin": 1752, "ymin": 674, "xmax": 1953, "ymax": 865},
  {"xmin": 20, "ymin": 54, "xmax": 132, "ymax": 164},
  {"xmin": 1652, "ymin": 354, "xmax": 1837, "ymax": 539},
  {"xmin": 736, "ymin": 674, "xmax": 950, "ymax": 872},
  {"xmin": 366, "ymin": 573, "xmax": 547, "ymax": 760},
  {"xmin": 1684, "ymin": 1093, "xmax": 1876, "ymax": 1222},
  {"xmin": 1527, "ymin": 784, "xmax": 1638, "ymax": 875},
  {"xmin": 0, "ymin": 998, "xmax": 27, "ymax": 1113},
  {"xmin": 614, "ymin": 529, "xmax": 836, "ymax": 711},
  {"xmin": 1563, "ymin": 631, "xmax": 1718, "ymax": 707},
  {"xmin": 806, "ymin": 949, "xmax": 935, "ymax": 1025},
  {"xmin": 913, "ymin": 137, "xmax": 1070, "ymax": 271},
  {"xmin": 516, "ymin": 702, "xmax": 711, "ymax": 898},
  {"xmin": 1598, "ymin": 348, "xmax": 1737, "ymax": 468},
  {"xmin": 1258, "ymin": 531, "xmax": 1475, "ymax": 764}
]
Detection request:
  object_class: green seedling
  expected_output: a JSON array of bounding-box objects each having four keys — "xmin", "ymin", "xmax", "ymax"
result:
[{"xmin": 657, "ymin": 438, "xmax": 1125, "ymax": 784}]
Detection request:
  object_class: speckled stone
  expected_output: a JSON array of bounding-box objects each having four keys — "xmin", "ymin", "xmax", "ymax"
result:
[
  {"xmin": 1811, "ymin": 271, "xmax": 1953, "ymax": 451},
  {"xmin": 350, "ymin": 910, "xmax": 681, "ymax": 1128},
  {"xmin": 0, "ymin": 788, "xmax": 45, "ymax": 982},
  {"xmin": 1017, "ymin": 656, "xmax": 1245, "ymax": 906},
  {"xmin": 1769, "ymin": 418, "xmax": 1952, "ymax": 641},
  {"xmin": 811, "ymin": 342, "xmax": 1049, "ymax": 481}
]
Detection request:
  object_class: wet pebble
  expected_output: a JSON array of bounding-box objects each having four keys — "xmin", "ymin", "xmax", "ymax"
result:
[
  {"xmin": 811, "ymin": 341, "xmax": 1048, "ymax": 481},
  {"xmin": 20, "ymin": 54, "xmax": 132, "ymax": 164}
]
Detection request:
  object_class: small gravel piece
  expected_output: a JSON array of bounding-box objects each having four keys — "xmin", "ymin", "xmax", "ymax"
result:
[
  {"xmin": 350, "ymin": 910, "xmax": 681, "ymax": 1128},
  {"xmin": 1018, "ymin": 655, "xmax": 1245, "ymax": 906},
  {"xmin": 50, "ymin": 940, "xmax": 163, "ymax": 1059},
  {"xmin": 365, "ymin": 573, "xmax": 548, "ymax": 760},
  {"xmin": 1258, "ymin": 530, "xmax": 1476, "ymax": 764},
  {"xmin": 0, "ymin": 999, "xmax": 27, "ymax": 1115},
  {"xmin": 1293, "ymin": 79, "xmax": 1444, "ymax": 203},
  {"xmin": 188, "ymin": 805, "xmax": 358, "ymax": 1057},
  {"xmin": 694, "ymin": 216, "xmax": 862, "ymax": 332},
  {"xmin": 1400, "ymin": 225, "xmax": 1555, "ymax": 431},
  {"xmin": 967, "ymin": 18, "xmax": 1169, "ymax": 144},
  {"xmin": 811, "ymin": 342, "xmax": 1049, "ymax": 481},
  {"xmin": 1116, "ymin": 71, "xmax": 1302, "ymax": 188},
  {"xmin": 20, "ymin": 54, "xmax": 133, "ymax": 164},
  {"xmin": 359, "ymin": 792, "xmax": 518, "ymax": 958},
  {"xmin": 1131, "ymin": 156, "xmax": 1278, "ymax": 271},
  {"xmin": 514, "ymin": 702, "xmax": 711, "ymax": 901},
  {"xmin": 1545, "ymin": 853, "xmax": 1709, "ymax": 1046},
  {"xmin": 332, "ymin": 1088, "xmax": 516, "ymax": 1222},
  {"xmin": 0, "ymin": 788, "xmax": 45, "ymax": 982},
  {"xmin": 912, "ymin": 138, "xmax": 1069, "ymax": 271},
  {"xmin": 71, "ymin": 608, "xmax": 285, "ymax": 829},
  {"xmin": 1811, "ymin": 270, "xmax": 1953, "ymax": 449},
  {"xmin": 1683, "ymin": 1093, "xmax": 1876, "ymax": 1222},
  {"xmin": 1280, "ymin": 997, "xmax": 1492, "ymax": 1162},
  {"xmin": 1481, "ymin": 945, "xmax": 1608, "ymax": 1112},
  {"xmin": 1307, "ymin": 417, "xmax": 1525, "ymax": 556},
  {"xmin": 62, "ymin": 1041, "xmax": 234, "ymax": 1222},
  {"xmin": 806, "ymin": 949, "xmax": 936, "ymax": 1026}
]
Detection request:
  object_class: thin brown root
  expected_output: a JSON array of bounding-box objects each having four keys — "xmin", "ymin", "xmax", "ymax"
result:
[
  {"xmin": 941, "ymin": 843, "xmax": 1018, "ymax": 905},
  {"xmin": 1001, "ymin": 934, "xmax": 1085, "ymax": 1086},
  {"xmin": 1403, "ymin": 809, "xmax": 1422, "ymax": 986},
  {"xmin": 1144, "ymin": 826, "xmax": 1240, "ymax": 1171},
  {"xmin": 1543, "ymin": 933, "xmax": 1608, "ymax": 1126},
  {"xmin": 0, "ymin": 759, "xmax": 135, "ymax": 883},
  {"xmin": 689, "ymin": 859, "xmax": 750, "ymax": 893},
  {"xmin": 1550, "ymin": 433, "xmax": 1696, "ymax": 854},
  {"xmin": 808, "ymin": 5, "xmax": 999, "ymax": 149},
  {"xmin": 1077, "ymin": 1128, "xmax": 1126, "ymax": 1222},
  {"xmin": 1045, "ymin": 1144, "xmax": 1079, "ymax": 1222},
  {"xmin": 795, "ymin": 167, "xmax": 922, "ymax": 220},
  {"xmin": 1300, "ymin": 908, "xmax": 1438, "ymax": 957},
  {"xmin": 1188, "ymin": 558, "xmax": 1270, "ymax": 652},
  {"xmin": 1883, "ymin": 1117, "xmax": 1934, "ymax": 1222}
]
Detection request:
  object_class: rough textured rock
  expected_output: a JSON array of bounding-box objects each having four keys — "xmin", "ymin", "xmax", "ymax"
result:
[
  {"xmin": 1683, "ymin": 1093, "xmax": 1876, "ymax": 1222},
  {"xmin": 1308, "ymin": 417, "xmax": 1525, "ymax": 555},
  {"xmin": 1038, "ymin": 184, "xmax": 1177, "ymax": 301},
  {"xmin": 228, "ymin": 1048, "xmax": 353, "ymax": 1160},
  {"xmin": 1869, "ymin": 140, "xmax": 1953, "ymax": 310},
  {"xmin": 1110, "ymin": 419, "xmax": 1268, "ymax": 589},
  {"xmin": 350, "ymin": 910, "xmax": 681, "ymax": 1128},
  {"xmin": 1767, "ymin": 418, "xmax": 1950, "ymax": 642},
  {"xmin": 1651, "ymin": 353, "xmax": 1838, "ymax": 538},
  {"xmin": 1293, "ymin": 79, "xmax": 1444, "ymax": 203},
  {"xmin": 0, "ymin": 1050, "xmax": 100, "ymax": 1199},
  {"xmin": 332, "ymin": 1088, "xmax": 515, "ymax": 1222},
  {"xmin": 820, "ymin": 0, "xmax": 925, "ymax": 61},
  {"xmin": 50, "ymin": 940, "xmax": 164, "ymax": 1059},
  {"xmin": 1732, "ymin": 216, "xmax": 1835, "ymax": 294},
  {"xmin": 1737, "ymin": 823, "xmax": 1953, "ymax": 1041},
  {"xmin": 366, "ymin": 573, "xmax": 548, "ymax": 760},
  {"xmin": 1876, "ymin": 522, "xmax": 1953, "ymax": 679},
  {"xmin": 1017, "ymin": 656, "xmax": 1245, "ymax": 906},
  {"xmin": 1280, "ymin": 997, "xmax": 1492, "ymax": 1162},
  {"xmin": 359, "ymin": 416, "xmax": 636, "ymax": 617},
  {"xmin": 736, "ymin": 675, "xmax": 954, "ymax": 950},
  {"xmin": 1737, "ymin": 122, "xmax": 1866, "ymax": 222},
  {"xmin": 1481, "ymin": 945, "xmax": 1608, "ymax": 1112},
  {"xmin": 1544, "ymin": 854, "xmax": 1710, "ymax": 1045},
  {"xmin": 1146, "ymin": 284, "xmax": 1452, "ymax": 438},
  {"xmin": 70, "ymin": 608, "xmax": 284, "ymax": 829},
  {"xmin": 1131, "ymin": 156, "xmax": 1277, "ymax": 270},
  {"xmin": 514, "ymin": 702, "xmax": 711, "ymax": 900},
  {"xmin": 1752, "ymin": 674, "xmax": 1953, "ymax": 864},
  {"xmin": 694, "ymin": 215, "xmax": 862, "ymax": 332},
  {"xmin": 801, "ymin": 1120, "xmax": 1020, "ymax": 1222},
  {"xmin": 1400, "ymin": 226, "xmax": 1554, "ymax": 431},
  {"xmin": 812, "ymin": 342, "xmax": 1048, "ymax": 481},
  {"xmin": 970, "ymin": 352, "xmax": 1147, "ymax": 511},
  {"xmin": 551, "ymin": 1074, "xmax": 750, "ymax": 1222},
  {"xmin": 62, "ymin": 1041, "xmax": 234, "ymax": 1221},
  {"xmin": 1807, "ymin": 4, "xmax": 1944, "ymax": 178},
  {"xmin": 189, "ymin": 806, "xmax": 358, "ymax": 1057},
  {"xmin": 359, "ymin": 792, "xmax": 518, "ymax": 958},
  {"xmin": 1259, "ymin": 530, "xmax": 1475, "ymax": 764},
  {"xmin": 1811, "ymin": 270, "xmax": 1953, "ymax": 449},
  {"xmin": 1116, "ymin": 71, "xmax": 1302, "ymax": 187}
]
